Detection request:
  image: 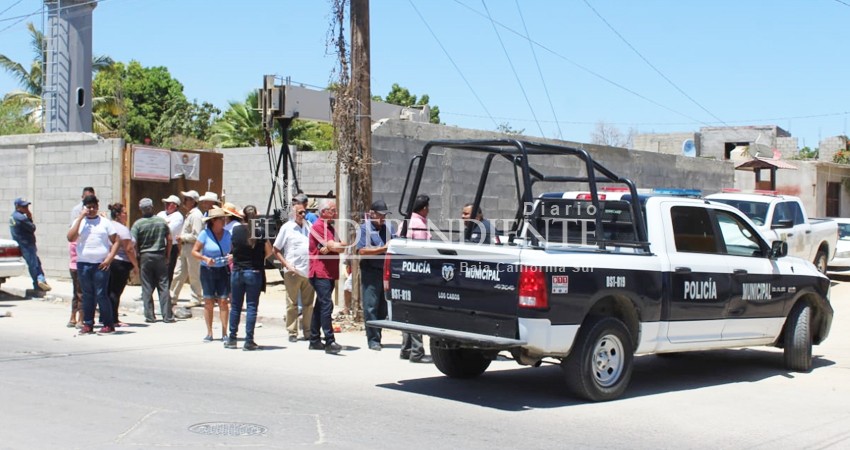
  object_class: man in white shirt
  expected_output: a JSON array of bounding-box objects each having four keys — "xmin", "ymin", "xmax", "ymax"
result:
[
  {"xmin": 273, "ymin": 202, "xmax": 315, "ymax": 342},
  {"xmin": 157, "ymin": 195, "xmax": 184, "ymax": 290},
  {"xmin": 170, "ymin": 190, "xmax": 204, "ymax": 308}
]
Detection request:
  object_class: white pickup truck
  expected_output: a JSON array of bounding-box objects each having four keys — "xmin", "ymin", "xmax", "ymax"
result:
[
  {"xmin": 705, "ymin": 192, "xmax": 837, "ymax": 273},
  {"xmin": 370, "ymin": 139, "xmax": 833, "ymax": 402}
]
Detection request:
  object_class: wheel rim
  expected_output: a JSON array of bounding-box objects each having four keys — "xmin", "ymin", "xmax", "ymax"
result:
[{"xmin": 592, "ymin": 334, "xmax": 624, "ymax": 388}]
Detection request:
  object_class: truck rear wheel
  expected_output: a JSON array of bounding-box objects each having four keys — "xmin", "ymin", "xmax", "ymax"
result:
[
  {"xmin": 814, "ymin": 250, "xmax": 828, "ymax": 274},
  {"xmin": 783, "ymin": 302, "xmax": 813, "ymax": 372},
  {"xmin": 562, "ymin": 317, "xmax": 634, "ymax": 402},
  {"xmin": 430, "ymin": 343, "xmax": 491, "ymax": 379}
]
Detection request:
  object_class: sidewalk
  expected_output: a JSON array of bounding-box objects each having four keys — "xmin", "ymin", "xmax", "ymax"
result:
[{"xmin": 0, "ymin": 270, "xmax": 360, "ymax": 332}]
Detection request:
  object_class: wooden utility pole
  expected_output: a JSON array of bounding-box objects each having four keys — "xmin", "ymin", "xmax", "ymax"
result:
[
  {"xmin": 351, "ymin": 0, "xmax": 372, "ymax": 211},
  {"xmin": 349, "ymin": 0, "xmax": 371, "ymax": 320}
]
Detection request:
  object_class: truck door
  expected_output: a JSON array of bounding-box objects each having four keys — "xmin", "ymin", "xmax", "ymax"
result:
[
  {"xmin": 771, "ymin": 201, "xmax": 807, "ymax": 259},
  {"xmin": 714, "ymin": 209, "xmax": 786, "ymax": 340},
  {"xmin": 664, "ymin": 205, "xmax": 733, "ymax": 343}
]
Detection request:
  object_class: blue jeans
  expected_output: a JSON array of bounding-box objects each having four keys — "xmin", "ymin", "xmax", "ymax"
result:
[
  {"xmin": 77, "ymin": 262, "xmax": 113, "ymax": 326},
  {"xmin": 361, "ymin": 266, "xmax": 387, "ymax": 346},
  {"xmin": 18, "ymin": 241, "xmax": 44, "ymax": 290},
  {"xmin": 310, "ymin": 277, "xmax": 336, "ymax": 345},
  {"xmin": 230, "ymin": 269, "xmax": 262, "ymax": 342}
]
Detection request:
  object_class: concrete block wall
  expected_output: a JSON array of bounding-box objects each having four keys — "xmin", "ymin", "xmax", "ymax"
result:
[
  {"xmin": 633, "ymin": 132, "xmax": 700, "ymax": 156},
  {"xmin": 0, "ymin": 133, "xmax": 124, "ymax": 277},
  {"xmin": 220, "ymin": 146, "xmax": 338, "ymax": 213},
  {"xmin": 699, "ymin": 125, "xmax": 790, "ymax": 160},
  {"xmin": 775, "ymin": 136, "xmax": 799, "ymax": 159},
  {"xmin": 818, "ymin": 136, "xmax": 846, "ymax": 163}
]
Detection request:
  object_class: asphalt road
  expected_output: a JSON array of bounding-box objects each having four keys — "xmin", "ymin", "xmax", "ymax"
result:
[{"xmin": 1, "ymin": 276, "xmax": 848, "ymax": 449}]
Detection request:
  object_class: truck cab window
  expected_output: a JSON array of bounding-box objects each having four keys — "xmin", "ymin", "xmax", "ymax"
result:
[
  {"xmin": 671, "ymin": 206, "xmax": 719, "ymax": 254},
  {"xmin": 715, "ymin": 210, "xmax": 764, "ymax": 257}
]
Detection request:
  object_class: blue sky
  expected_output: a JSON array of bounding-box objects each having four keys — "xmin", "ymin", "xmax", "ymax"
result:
[{"xmin": 1, "ymin": 0, "xmax": 848, "ymax": 150}]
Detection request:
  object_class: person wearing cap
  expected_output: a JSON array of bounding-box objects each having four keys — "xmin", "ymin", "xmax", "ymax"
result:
[
  {"xmin": 400, "ymin": 194, "xmax": 432, "ymax": 363},
  {"xmin": 293, "ymin": 193, "xmax": 318, "ymax": 224},
  {"xmin": 307, "ymin": 199, "xmax": 347, "ymax": 354},
  {"xmin": 192, "ymin": 206, "xmax": 233, "ymax": 342},
  {"xmin": 157, "ymin": 195, "xmax": 184, "ymax": 289},
  {"xmin": 273, "ymin": 201, "xmax": 315, "ymax": 343},
  {"xmin": 67, "ymin": 194, "xmax": 120, "ymax": 334},
  {"xmin": 132, "ymin": 198, "xmax": 173, "ymax": 323},
  {"xmin": 356, "ymin": 199, "xmax": 396, "ymax": 351},
  {"xmin": 171, "ymin": 190, "xmax": 204, "ymax": 307},
  {"xmin": 10, "ymin": 197, "xmax": 51, "ymax": 293}
]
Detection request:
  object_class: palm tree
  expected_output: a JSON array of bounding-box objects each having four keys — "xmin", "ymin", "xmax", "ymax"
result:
[
  {"xmin": 210, "ymin": 92, "xmax": 263, "ymax": 148},
  {"xmin": 0, "ymin": 22, "xmax": 116, "ymax": 130}
]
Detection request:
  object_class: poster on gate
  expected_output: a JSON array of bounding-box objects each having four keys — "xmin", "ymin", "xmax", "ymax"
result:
[
  {"xmin": 171, "ymin": 151, "xmax": 200, "ymax": 180},
  {"xmin": 132, "ymin": 146, "xmax": 171, "ymax": 182}
]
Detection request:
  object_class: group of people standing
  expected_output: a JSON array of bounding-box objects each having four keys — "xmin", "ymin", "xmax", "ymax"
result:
[{"xmin": 11, "ymin": 186, "xmax": 494, "ymax": 362}]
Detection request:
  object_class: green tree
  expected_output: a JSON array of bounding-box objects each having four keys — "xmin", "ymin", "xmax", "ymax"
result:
[
  {"xmin": 374, "ymin": 83, "xmax": 441, "ymax": 124},
  {"xmin": 93, "ymin": 60, "xmax": 186, "ymax": 143},
  {"xmin": 153, "ymin": 99, "xmax": 220, "ymax": 149},
  {"xmin": 211, "ymin": 91, "xmax": 334, "ymax": 150},
  {"xmin": 0, "ymin": 99, "xmax": 39, "ymax": 135},
  {"xmin": 793, "ymin": 146, "xmax": 819, "ymax": 160}
]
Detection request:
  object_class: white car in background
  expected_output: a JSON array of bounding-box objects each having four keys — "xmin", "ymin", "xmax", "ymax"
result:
[
  {"xmin": 828, "ymin": 218, "xmax": 850, "ymax": 271},
  {"xmin": 0, "ymin": 239, "xmax": 27, "ymax": 288}
]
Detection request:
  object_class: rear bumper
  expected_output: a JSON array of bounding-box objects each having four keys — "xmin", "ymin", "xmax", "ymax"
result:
[
  {"xmin": 0, "ymin": 258, "xmax": 26, "ymax": 279},
  {"xmin": 367, "ymin": 320, "xmax": 526, "ymax": 349}
]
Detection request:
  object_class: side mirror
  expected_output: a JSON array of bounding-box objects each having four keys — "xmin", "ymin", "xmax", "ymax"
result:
[
  {"xmin": 772, "ymin": 219, "xmax": 794, "ymax": 229},
  {"xmin": 769, "ymin": 240, "xmax": 788, "ymax": 258}
]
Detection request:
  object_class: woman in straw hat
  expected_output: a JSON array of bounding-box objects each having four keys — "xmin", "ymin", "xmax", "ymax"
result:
[{"xmin": 192, "ymin": 206, "xmax": 232, "ymax": 342}]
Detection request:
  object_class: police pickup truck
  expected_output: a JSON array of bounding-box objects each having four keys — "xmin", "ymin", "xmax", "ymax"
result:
[
  {"xmin": 369, "ymin": 139, "xmax": 833, "ymax": 402},
  {"xmin": 705, "ymin": 191, "xmax": 838, "ymax": 274}
]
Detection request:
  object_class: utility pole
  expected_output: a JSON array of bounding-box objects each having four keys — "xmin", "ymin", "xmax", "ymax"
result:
[
  {"xmin": 349, "ymin": 0, "xmax": 371, "ymax": 320},
  {"xmin": 351, "ymin": 0, "xmax": 372, "ymax": 213}
]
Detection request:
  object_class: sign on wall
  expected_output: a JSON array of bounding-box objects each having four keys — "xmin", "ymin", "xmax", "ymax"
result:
[
  {"xmin": 172, "ymin": 151, "xmax": 200, "ymax": 180},
  {"xmin": 132, "ymin": 146, "xmax": 171, "ymax": 182}
]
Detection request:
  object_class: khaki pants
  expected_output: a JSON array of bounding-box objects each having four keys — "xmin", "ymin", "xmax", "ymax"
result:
[
  {"xmin": 283, "ymin": 271, "xmax": 315, "ymax": 338},
  {"xmin": 170, "ymin": 243, "xmax": 202, "ymax": 304}
]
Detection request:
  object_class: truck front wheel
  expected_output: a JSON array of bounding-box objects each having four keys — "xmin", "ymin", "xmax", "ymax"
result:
[
  {"xmin": 562, "ymin": 317, "xmax": 634, "ymax": 401},
  {"xmin": 430, "ymin": 343, "xmax": 491, "ymax": 379},
  {"xmin": 783, "ymin": 302, "xmax": 813, "ymax": 372}
]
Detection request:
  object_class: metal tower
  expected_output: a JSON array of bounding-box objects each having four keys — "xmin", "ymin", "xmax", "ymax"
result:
[{"xmin": 43, "ymin": 0, "xmax": 96, "ymax": 133}]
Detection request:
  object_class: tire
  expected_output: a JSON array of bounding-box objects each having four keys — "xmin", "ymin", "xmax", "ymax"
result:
[
  {"xmin": 430, "ymin": 343, "xmax": 492, "ymax": 379},
  {"xmin": 814, "ymin": 250, "xmax": 828, "ymax": 275},
  {"xmin": 783, "ymin": 302, "xmax": 813, "ymax": 372},
  {"xmin": 562, "ymin": 317, "xmax": 634, "ymax": 402}
]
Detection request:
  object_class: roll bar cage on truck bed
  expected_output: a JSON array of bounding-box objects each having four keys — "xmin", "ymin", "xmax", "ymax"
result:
[{"xmin": 396, "ymin": 139, "xmax": 650, "ymax": 251}]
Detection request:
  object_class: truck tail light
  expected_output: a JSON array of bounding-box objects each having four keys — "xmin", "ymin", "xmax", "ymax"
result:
[
  {"xmin": 383, "ymin": 253, "xmax": 392, "ymax": 292},
  {"xmin": 0, "ymin": 246, "xmax": 21, "ymax": 257},
  {"xmin": 518, "ymin": 265, "xmax": 548, "ymax": 309}
]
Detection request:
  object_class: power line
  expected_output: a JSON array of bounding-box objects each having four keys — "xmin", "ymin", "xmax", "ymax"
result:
[
  {"xmin": 0, "ymin": 0, "xmax": 106, "ymax": 24},
  {"xmin": 409, "ymin": 0, "xmax": 499, "ymax": 129},
  {"xmin": 0, "ymin": 7, "xmax": 36, "ymax": 34},
  {"xmin": 452, "ymin": 0, "xmax": 708, "ymax": 126},
  {"xmin": 833, "ymin": 0, "xmax": 850, "ymax": 7},
  {"xmin": 515, "ymin": 0, "xmax": 562, "ymax": 139},
  {"xmin": 481, "ymin": 0, "xmax": 544, "ymax": 137},
  {"xmin": 582, "ymin": 0, "xmax": 727, "ymax": 126},
  {"xmin": 0, "ymin": 0, "xmax": 26, "ymax": 18}
]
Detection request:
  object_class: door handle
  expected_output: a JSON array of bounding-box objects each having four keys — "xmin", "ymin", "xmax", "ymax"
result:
[
  {"xmin": 786, "ymin": 233, "xmax": 794, "ymax": 237},
  {"xmin": 437, "ymin": 249, "xmax": 457, "ymax": 255},
  {"xmin": 805, "ymin": 230, "xmax": 812, "ymax": 234},
  {"xmin": 733, "ymin": 269, "xmax": 748, "ymax": 276},
  {"xmin": 674, "ymin": 267, "xmax": 692, "ymax": 273}
]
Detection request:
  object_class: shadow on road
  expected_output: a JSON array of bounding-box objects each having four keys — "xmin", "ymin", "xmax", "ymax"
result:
[
  {"xmin": 0, "ymin": 289, "xmax": 28, "ymax": 302},
  {"xmin": 377, "ymin": 348, "xmax": 835, "ymax": 411}
]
